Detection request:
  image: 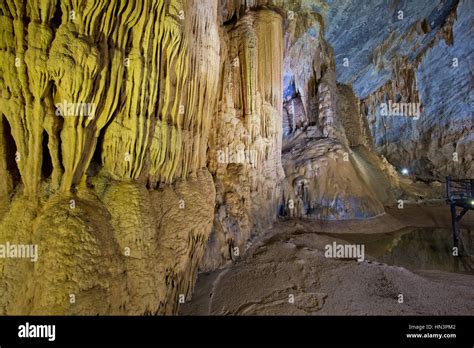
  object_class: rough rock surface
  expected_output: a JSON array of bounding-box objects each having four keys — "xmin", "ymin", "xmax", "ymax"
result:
[
  {"xmin": 321, "ymin": 0, "xmax": 473, "ymax": 179},
  {"xmin": 0, "ymin": 169, "xmax": 215, "ymax": 315},
  {"xmin": 280, "ymin": 134, "xmax": 388, "ymax": 220}
]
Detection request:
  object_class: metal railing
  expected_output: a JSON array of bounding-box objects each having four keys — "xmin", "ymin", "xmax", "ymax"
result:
[
  {"xmin": 446, "ymin": 177, "xmax": 474, "ymax": 202},
  {"xmin": 445, "ymin": 176, "xmax": 473, "ymax": 251}
]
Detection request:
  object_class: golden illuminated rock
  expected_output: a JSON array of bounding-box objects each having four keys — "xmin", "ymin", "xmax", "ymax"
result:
[{"xmin": 0, "ymin": 0, "xmax": 220, "ymax": 315}]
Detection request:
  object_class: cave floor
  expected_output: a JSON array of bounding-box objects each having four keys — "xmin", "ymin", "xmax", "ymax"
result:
[{"xmin": 180, "ymin": 203, "xmax": 474, "ymax": 315}]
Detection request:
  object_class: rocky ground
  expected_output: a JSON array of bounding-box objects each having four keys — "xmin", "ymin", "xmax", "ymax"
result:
[{"xmin": 180, "ymin": 203, "xmax": 474, "ymax": 315}]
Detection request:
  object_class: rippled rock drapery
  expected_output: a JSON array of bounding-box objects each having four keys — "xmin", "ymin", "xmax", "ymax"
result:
[
  {"xmin": 202, "ymin": 8, "xmax": 285, "ymax": 270},
  {"xmin": 0, "ymin": 0, "xmax": 219, "ymax": 315}
]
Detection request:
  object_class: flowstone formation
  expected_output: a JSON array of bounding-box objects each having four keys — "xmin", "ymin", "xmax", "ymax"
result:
[
  {"xmin": 278, "ymin": 6, "xmax": 397, "ymax": 220},
  {"xmin": 202, "ymin": 9, "xmax": 285, "ymax": 270},
  {"xmin": 0, "ymin": 0, "xmax": 219, "ymax": 315}
]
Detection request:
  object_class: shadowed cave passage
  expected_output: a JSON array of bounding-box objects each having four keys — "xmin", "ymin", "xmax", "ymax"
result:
[{"xmin": 0, "ymin": 0, "xmax": 472, "ymax": 316}]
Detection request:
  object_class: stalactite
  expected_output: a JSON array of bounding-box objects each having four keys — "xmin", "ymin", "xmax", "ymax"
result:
[
  {"xmin": 0, "ymin": 0, "xmax": 220, "ymax": 315},
  {"xmin": 360, "ymin": 56, "xmax": 420, "ymax": 130},
  {"xmin": 202, "ymin": 8, "xmax": 284, "ymax": 271}
]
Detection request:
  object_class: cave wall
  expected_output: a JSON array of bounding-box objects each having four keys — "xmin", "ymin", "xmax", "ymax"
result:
[
  {"xmin": 0, "ymin": 0, "xmax": 219, "ymax": 315},
  {"xmin": 278, "ymin": 5, "xmax": 398, "ymax": 220},
  {"xmin": 321, "ymin": 0, "xmax": 473, "ymax": 180},
  {"xmin": 395, "ymin": 0, "xmax": 472, "ymax": 179}
]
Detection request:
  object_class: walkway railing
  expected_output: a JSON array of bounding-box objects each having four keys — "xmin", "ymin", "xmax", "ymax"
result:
[{"xmin": 445, "ymin": 176, "xmax": 474, "ymax": 249}]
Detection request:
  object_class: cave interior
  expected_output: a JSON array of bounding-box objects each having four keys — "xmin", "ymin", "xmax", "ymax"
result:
[{"xmin": 0, "ymin": 0, "xmax": 472, "ymax": 315}]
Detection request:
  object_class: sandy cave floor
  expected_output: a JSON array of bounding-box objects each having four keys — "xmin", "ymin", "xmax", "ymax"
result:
[{"xmin": 180, "ymin": 203, "xmax": 474, "ymax": 315}]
